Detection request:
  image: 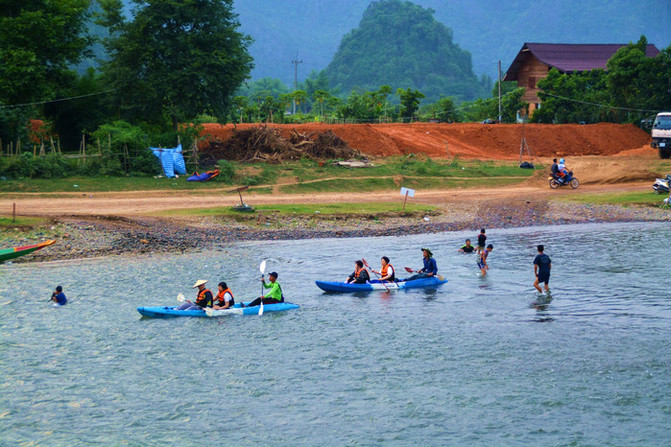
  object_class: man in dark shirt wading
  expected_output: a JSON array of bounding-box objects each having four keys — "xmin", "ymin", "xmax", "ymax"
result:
[{"xmin": 533, "ymin": 245, "xmax": 552, "ymax": 294}]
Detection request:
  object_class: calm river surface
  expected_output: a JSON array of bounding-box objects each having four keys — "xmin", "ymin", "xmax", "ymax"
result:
[{"xmin": 1, "ymin": 222, "xmax": 670, "ymax": 446}]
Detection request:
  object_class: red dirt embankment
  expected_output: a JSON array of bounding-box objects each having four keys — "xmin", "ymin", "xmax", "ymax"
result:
[{"xmin": 200, "ymin": 122, "xmax": 651, "ymax": 159}]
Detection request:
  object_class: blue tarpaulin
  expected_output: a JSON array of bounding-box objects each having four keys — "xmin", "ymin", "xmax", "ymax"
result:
[{"xmin": 151, "ymin": 144, "xmax": 187, "ymax": 178}]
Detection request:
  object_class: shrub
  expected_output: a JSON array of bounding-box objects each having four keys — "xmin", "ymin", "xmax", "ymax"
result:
[{"xmin": 216, "ymin": 160, "xmax": 236, "ymax": 183}]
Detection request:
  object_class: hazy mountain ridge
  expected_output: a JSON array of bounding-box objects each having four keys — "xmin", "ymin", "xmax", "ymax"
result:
[{"xmin": 115, "ymin": 0, "xmax": 670, "ymax": 94}]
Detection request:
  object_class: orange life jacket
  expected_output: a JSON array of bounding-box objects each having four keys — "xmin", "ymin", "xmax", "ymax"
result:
[
  {"xmin": 196, "ymin": 288, "xmax": 213, "ymax": 308},
  {"xmin": 215, "ymin": 288, "xmax": 234, "ymax": 306},
  {"xmin": 381, "ymin": 264, "xmax": 395, "ymax": 280},
  {"xmin": 355, "ymin": 268, "xmax": 368, "ymax": 278}
]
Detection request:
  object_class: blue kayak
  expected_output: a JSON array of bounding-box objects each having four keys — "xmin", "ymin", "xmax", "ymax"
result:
[
  {"xmin": 315, "ymin": 276, "xmax": 447, "ymax": 293},
  {"xmin": 137, "ymin": 302, "xmax": 299, "ymax": 318}
]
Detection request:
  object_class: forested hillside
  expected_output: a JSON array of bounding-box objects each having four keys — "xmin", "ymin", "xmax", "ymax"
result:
[
  {"xmin": 112, "ymin": 0, "xmax": 669, "ymax": 95},
  {"xmin": 234, "ymin": 0, "xmax": 669, "ymax": 90},
  {"xmin": 321, "ymin": 0, "xmax": 487, "ymax": 101}
]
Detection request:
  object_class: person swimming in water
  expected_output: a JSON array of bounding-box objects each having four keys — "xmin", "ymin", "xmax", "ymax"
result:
[{"xmin": 459, "ymin": 239, "xmax": 476, "ymax": 253}]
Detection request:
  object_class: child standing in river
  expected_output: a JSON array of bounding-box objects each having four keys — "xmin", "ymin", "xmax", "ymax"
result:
[
  {"xmin": 476, "ymin": 229, "xmax": 487, "ymax": 254},
  {"xmin": 478, "ymin": 244, "xmax": 493, "ymax": 276}
]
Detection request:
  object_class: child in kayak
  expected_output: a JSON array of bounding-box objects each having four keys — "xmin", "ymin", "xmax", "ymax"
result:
[
  {"xmin": 346, "ymin": 260, "xmax": 370, "ymax": 284},
  {"xmin": 212, "ymin": 281, "xmax": 235, "ymax": 309},
  {"xmin": 371, "ymin": 256, "xmax": 395, "ymax": 282}
]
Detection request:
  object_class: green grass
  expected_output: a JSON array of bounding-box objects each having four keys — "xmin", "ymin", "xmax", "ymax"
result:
[
  {"xmin": 0, "ymin": 215, "xmax": 51, "ymax": 228},
  {"xmin": 154, "ymin": 202, "xmax": 437, "ymax": 217},
  {"xmin": 559, "ymin": 191, "xmax": 667, "ymax": 206},
  {"xmin": 0, "ymin": 159, "xmax": 537, "ymax": 195}
]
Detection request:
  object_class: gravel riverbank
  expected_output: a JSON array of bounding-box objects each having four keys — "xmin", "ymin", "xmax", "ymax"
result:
[{"xmin": 2, "ymin": 199, "xmax": 669, "ymax": 264}]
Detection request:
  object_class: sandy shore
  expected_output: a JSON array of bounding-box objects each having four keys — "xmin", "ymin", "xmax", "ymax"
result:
[{"xmin": 2, "ymin": 197, "xmax": 669, "ymax": 264}]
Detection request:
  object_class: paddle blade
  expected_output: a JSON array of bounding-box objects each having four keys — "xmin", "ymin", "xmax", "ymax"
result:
[
  {"xmin": 259, "ymin": 301, "xmax": 264, "ymax": 316},
  {"xmin": 259, "ymin": 260, "xmax": 267, "ymax": 274},
  {"xmin": 205, "ymin": 307, "xmax": 214, "ymax": 317},
  {"xmin": 404, "ymin": 266, "xmax": 413, "ymax": 273},
  {"xmin": 177, "ymin": 293, "xmax": 185, "ymax": 303}
]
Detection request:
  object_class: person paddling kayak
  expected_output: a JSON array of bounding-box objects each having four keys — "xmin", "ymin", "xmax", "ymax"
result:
[
  {"xmin": 371, "ymin": 256, "xmax": 395, "ymax": 282},
  {"xmin": 177, "ymin": 280, "xmax": 213, "ymax": 310},
  {"xmin": 243, "ymin": 272, "xmax": 283, "ymax": 307},
  {"xmin": 212, "ymin": 281, "xmax": 235, "ymax": 309},
  {"xmin": 346, "ymin": 260, "xmax": 370, "ymax": 284},
  {"xmin": 404, "ymin": 248, "xmax": 437, "ymax": 281},
  {"xmin": 51, "ymin": 285, "xmax": 67, "ymax": 306}
]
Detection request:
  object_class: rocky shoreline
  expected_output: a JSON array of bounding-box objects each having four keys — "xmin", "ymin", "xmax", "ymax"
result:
[{"xmin": 2, "ymin": 199, "xmax": 669, "ymax": 264}]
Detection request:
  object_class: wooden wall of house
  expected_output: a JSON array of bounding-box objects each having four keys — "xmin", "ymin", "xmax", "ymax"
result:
[{"xmin": 516, "ymin": 54, "xmax": 550, "ymax": 112}]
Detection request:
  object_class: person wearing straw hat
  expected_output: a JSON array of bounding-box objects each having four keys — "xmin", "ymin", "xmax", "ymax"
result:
[
  {"xmin": 176, "ymin": 279, "xmax": 213, "ymax": 310},
  {"xmin": 404, "ymin": 248, "xmax": 438, "ymax": 281}
]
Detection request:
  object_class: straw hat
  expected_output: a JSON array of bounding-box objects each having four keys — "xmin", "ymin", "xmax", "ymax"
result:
[
  {"xmin": 421, "ymin": 248, "xmax": 433, "ymax": 257},
  {"xmin": 192, "ymin": 279, "xmax": 208, "ymax": 288}
]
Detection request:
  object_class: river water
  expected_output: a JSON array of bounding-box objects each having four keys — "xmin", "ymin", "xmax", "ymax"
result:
[{"xmin": 1, "ymin": 222, "xmax": 670, "ymax": 446}]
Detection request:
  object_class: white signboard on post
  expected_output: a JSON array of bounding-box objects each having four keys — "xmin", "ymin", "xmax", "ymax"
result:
[
  {"xmin": 400, "ymin": 187, "xmax": 415, "ymax": 210},
  {"xmin": 400, "ymin": 187, "xmax": 415, "ymax": 197}
]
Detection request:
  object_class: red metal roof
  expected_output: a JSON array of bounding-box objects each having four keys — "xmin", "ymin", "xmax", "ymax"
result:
[{"xmin": 504, "ymin": 43, "xmax": 661, "ymax": 81}]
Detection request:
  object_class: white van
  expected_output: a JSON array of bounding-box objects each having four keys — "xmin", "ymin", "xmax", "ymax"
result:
[{"xmin": 651, "ymin": 112, "xmax": 671, "ymax": 159}]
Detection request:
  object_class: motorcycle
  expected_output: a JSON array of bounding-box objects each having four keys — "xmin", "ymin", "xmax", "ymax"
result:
[
  {"xmin": 548, "ymin": 170, "xmax": 579, "ymax": 189},
  {"xmin": 652, "ymin": 174, "xmax": 670, "ymax": 194}
]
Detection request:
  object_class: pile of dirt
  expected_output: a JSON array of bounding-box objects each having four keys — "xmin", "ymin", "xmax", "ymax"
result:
[
  {"xmin": 200, "ymin": 122, "xmax": 652, "ymax": 160},
  {"xmin": 198, "ymin": 125, "xmax": 361, "ymax": 164}
]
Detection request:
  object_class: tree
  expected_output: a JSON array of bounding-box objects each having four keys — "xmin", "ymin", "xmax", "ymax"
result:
[
  {"xmin": 0, "ymin": 0, "xmax": 92, "ymax": 141},
  {"xmin": 98, "ymin": 0, "xmax": 253, "ymax": 130},
  {"xmin": 313, "ymin": 90, "xmax": 331, "ymax": 117},
  {"xmin": 397, "ymin": 88, "xmax": 425, "ymax": 121}
]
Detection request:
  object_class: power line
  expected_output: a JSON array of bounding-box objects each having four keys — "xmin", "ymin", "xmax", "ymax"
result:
[
  {"xmin": 0, "ymin": 89, "xmax": 118, "ymax": 110},
  {"xmin": 543, "ymin": 92, "xmax": 662, "ymax": 114}
]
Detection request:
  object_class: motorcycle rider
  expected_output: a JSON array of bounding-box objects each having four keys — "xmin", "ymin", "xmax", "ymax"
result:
[
  {"xmin": 550, "ymin": 158, "xmax": 559, "ymax": 180},
  {"xmin": 557, "ymin": 158, "xmax": 569, "ymax": 183}
]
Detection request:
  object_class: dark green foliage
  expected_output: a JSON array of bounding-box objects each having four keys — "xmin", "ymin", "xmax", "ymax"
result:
[
  {"xmin": 322, "ymin": 0, "xmax": 487, "ymax": 103},
  {"xmin": 0, "ymin": 0, "xmax": 92, "ymax": 141},
  {"xmin": 91, "ymin": 120, "xmax": 160, "ymax": 175},
  {"xmin": 0, "ymin": 152, "xmax": 75, "ymax": 179},
  {"xmin": 98, "ymin": 0, "xmax": 254, "ymax": 130},
  {"xmin": 216, "ymin": 160, "xmax": 236, "ymax": 183},
  {"xmin": 337, "ymin": 86, "xmax": 394, "ymax": 121},
  {"xmin": 397, "ymin": 88, "xmax": 425, "ymax": 121},
  {"xmin": 43, "ymin": 68, "xmax": 114, "ymax": 150}
]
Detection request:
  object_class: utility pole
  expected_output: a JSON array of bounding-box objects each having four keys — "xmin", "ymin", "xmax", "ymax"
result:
[
  {"xmin": 498, "ymin": 60, "xmax": 502, "ymax": 123},
  {"xmin": 292, "ymin": 57, "xmax": 303, "ymax": 114}
]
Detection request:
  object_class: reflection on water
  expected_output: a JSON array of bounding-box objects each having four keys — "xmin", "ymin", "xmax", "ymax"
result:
[{"xmin": 1, "ymin": 222, "xmax": 670, "ymax": 446}]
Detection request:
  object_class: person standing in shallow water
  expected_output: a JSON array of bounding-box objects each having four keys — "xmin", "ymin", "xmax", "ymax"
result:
[
  {"xmin": 476, "ymin": 229, "xmax": 487, "ymax": 254},
  {"xmin": 478, "ymin": 244, "xmax": 493, "ymax": 276},
  {"xmin": 533, "ymin": 245, "xmax": 552, "ymax": 294}
]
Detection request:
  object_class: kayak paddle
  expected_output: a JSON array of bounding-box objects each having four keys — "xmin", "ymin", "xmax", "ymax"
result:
[
  {"xmin": 362, "ymin": 258, "xmax": 390, "ymax": 291},
  {"xmin": 259, "ymin": 261, "xmax": 267, "ymax": 315},
  {"xmin": 177, "ymin": 293, "xmax": 186, "ymax": 303}
]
